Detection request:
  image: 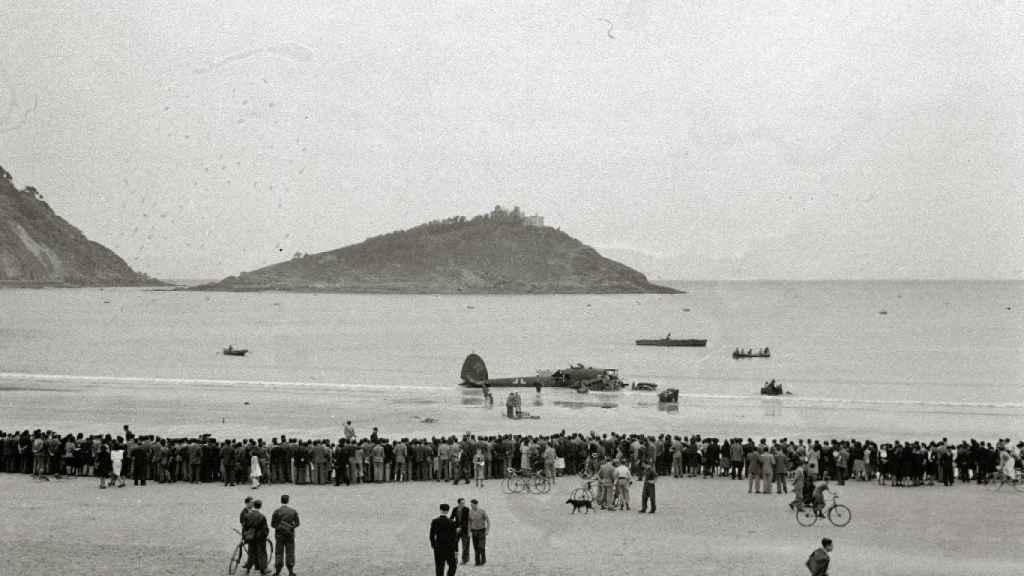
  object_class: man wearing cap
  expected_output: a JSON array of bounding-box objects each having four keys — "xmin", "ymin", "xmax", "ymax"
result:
[
  {"xmin": 242, "ymin": 499, "xmax": 271, "ymax": 575},
  {"xmin": 240, "ymin": 496, "xmax": 255, "ymax": 529},
  {"xmin": 467, "ymin": 499, "xmax": 490, "ymax": 566},
  {"xmin": 430, "ymin": 503, "xmax": 458, "ymax": 576}
]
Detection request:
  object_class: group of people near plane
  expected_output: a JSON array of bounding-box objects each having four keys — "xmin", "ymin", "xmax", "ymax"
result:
[{"xmin": 1, "ymin": 424, "xmax": 1020, "ymax": 497}]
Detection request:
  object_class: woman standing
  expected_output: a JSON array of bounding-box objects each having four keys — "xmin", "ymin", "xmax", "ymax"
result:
[
  {"xmin": 95, "ymin": 443, "xmax": 112, "ymax": 489},
  {"xmin": 110, "ymin": 441, "xmax": 126, "ymax": 487},
  {"xmin": 249, "ymin": 442, "xmax": 263, "ymax": 489}
]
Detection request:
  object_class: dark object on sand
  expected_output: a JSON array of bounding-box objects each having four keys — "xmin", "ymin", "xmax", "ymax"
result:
[
  {"xmin": 636, "ymin": 333, "xmax": 706, "ymax": 347},
  {"xmin": 657, "ymin": 388, "xmax": 679, "ymax": 403},
  {"xmin": 223, "ymin": 346, "xmax": 248, "ymax": 357}
]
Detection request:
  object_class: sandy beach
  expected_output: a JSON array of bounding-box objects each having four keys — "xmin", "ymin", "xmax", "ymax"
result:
[{"xmin": 3, "ymin": 471, "xmax": 1021, "ymax": 576}]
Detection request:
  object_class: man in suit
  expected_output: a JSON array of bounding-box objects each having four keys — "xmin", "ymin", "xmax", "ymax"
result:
[
  {"xmin": 430, "ymin": 503, "xmax": 458, "ymax": 576},
  {"xmin": 271, "ymin": 494, "xmax": 300, "ymax": 576}
]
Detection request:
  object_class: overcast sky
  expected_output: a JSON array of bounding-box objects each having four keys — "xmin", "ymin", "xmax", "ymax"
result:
[{"xmin": 1, "ymin": 1, "xmax": 1021, "ymax": 280}]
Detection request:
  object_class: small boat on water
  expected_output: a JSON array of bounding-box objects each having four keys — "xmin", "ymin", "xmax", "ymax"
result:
[
  {"xmin": 760, "ymin": 379, "xmax": 790, "ymax": 396},
  {"xmin": 636, "ymin": 333, "xmax": 707, "ymax": 347},
  {"xmin": 631, "ymin": 381, "xmax": 659, "ymax": 391},
  {"xmin": 223, "ymin": 346, "xmax": 248, "ymax": 357},
  {"xmin": 658, "ymin": 388, "xmax": 679, "ymax": 403},
  {"xmin": 733, "ymin": 347, "xmax": 771, "ymax": 359}
]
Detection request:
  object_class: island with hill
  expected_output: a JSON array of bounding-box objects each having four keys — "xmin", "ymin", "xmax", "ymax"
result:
[
  {"xmin": 198, "ymin": 206, "xmax": 678, "ymax": 294},
  {"xmin": 0, "ymin": 166, "xmax": 160, "ymax": 287}
]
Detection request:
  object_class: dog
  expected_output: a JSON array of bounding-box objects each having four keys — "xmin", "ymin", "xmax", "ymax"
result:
[{"xmin": 566, "ymin": 498, "xmax": 593, "ymax": 514}]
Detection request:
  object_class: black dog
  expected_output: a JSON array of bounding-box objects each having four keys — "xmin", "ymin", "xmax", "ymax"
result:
[{"xmin": 566, "ymin": 498, "xmax": 593, "ymax": 514}]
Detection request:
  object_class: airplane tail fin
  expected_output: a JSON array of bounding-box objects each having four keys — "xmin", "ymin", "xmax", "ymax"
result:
[{"xmin": 461, "ymin": 353, "xmax": 489, "ymax": 384}]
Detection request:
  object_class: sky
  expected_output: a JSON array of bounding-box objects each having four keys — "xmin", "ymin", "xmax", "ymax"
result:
[{"xmin": 1, "ymin": 1, "xmax": 1021, "ymax": 281}]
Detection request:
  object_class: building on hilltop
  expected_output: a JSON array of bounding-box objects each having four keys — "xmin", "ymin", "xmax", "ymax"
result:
[{"xmin": 524, "ymin": 214, "xmax": 544, "ymax": 227}]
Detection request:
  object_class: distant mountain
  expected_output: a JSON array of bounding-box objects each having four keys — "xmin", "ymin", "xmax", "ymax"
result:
[
  {"xmin": 198, "ymin": 206, "xmax": 678, "ymax": 294},
  {"xmin": 0, "ymin": 166, "xmax": 160, "ymax": 286}
]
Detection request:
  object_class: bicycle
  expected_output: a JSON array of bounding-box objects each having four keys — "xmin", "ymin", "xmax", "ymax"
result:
[
  {"xmin": 569, "ymin": 476, "xmax": 596, "ymax": 502},
  {"xmin": 503, "ymin": 467, "xmax": 551, "ymax": 494},
  {"xmin": 990, "ymin": 469, "xmax": 1024, "ymax": 493},
  {"xmin": 795, "ymin": 493, "xmax": 851, "ymax": 527},
  {"xmin": 227, "ymin": 528, "xmax": 274, "ymax": 575}
]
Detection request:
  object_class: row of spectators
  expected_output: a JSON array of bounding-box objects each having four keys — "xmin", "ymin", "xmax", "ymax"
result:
[{"xmin": 1, "ymin": 427, "xmax": 1019, "ymax": 488}]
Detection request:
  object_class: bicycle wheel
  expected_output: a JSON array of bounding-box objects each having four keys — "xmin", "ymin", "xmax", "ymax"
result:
[
  {"xmin": 828, "ymin": 504, "xmax": 852, "ymax": 527},
  {"xmin": 533, "ymin": 476, "xmax": 551, "ymax": 494},
  {"xmin": 569, "ymin": 487, "xmax": 590, "ymax": 501},
  {"xmin": 795, "ymin": 507, "xmax": 817, "ymax": 527},
  {"xmin": 515, "ymin": 476, "xmax": 531, "ymax": 493},
  {"xmin": 227, "ymin": 541, "xmax": 244, "ymax": 575}
]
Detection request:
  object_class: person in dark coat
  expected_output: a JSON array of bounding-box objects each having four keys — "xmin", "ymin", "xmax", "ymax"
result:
[
  {"xmin": 242, "ymin": 499, "xmax": 271, "ymax": 575},
  {"xmin": 95, "ymin": 444, "xmax": 112, "ymax": 489},
  {"xmin": 430, "ymin": 503, "xmax": 458, "ymax": 576},
  {"xmin": 806, "ymin": 538, "xmax": 832, "ymax": 576},
  {"xmin": 271, "ymin": 494, "xmax": 300, "ymax": 576},
  {"xmin": 130, "ymin": 441, "xmax": 148, "ymax": 486},
  {"xmin": 450, "ymin": 498, "xmax": 470, "ymax": 564}
]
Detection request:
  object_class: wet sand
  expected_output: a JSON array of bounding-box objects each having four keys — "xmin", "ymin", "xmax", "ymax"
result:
[{"xmin": 2, "ymin": 472, "xmax": 1021, "ymax": 576}]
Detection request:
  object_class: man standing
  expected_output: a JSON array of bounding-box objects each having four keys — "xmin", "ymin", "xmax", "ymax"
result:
[
  {"xmin": 343, "ymin": 421, "xmax": 356, "ymax": 441},
  {"xmin": 271, "ymin": 494, "xmax": 300, "ymax": 576},
  {"xmin": 131, "ymin": 439, "xmax": 149, "ymax": 486},
  {"xmin": 242, "ymin": 500, "xmax": 271, "ymax": 576},
  {"xmin": 467, "ymin": 499, "xmax": 490, "ymax": 566},
  {"xmin": 806, "ymin": 538, "xmax": 833, "ymax": 576},
  {"xmin": 639, "ymin": 464, "xmax": 656, "ymax": 513},
  {"xmin": 431, "ymin": 504, "xmax": 458, "ymax": 576},
  {"xmin": 450, "ymin": 498, "xmax": 471, "ymax": 565},
  {"xmin": 747, "ymin": 446, "xmax": 763, "ymax": 493},
  {"xmin": 613, "ymin": 459, "xmax": 632, "ymax": 510}
]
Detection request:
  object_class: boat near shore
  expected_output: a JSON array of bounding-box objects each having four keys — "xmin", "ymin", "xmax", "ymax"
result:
[
  {"xmin": 222, "ymin": 346, "xmax": 248, "ymax": 357},
  {"xmin": 636, "ymin": 333, "xmax": 707, "ymax": 347}
]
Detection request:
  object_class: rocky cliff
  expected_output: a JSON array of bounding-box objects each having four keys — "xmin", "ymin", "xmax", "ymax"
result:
[
  {"xmin": 199, "ymin": 207, "xmax": 676, "ymax": 294},
  {"xmin": 0, "ymin": 166, "xmax": 159, "ymax": 286}
]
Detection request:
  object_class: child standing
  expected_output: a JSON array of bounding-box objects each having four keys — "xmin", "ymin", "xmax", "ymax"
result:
[{"xmin": 473, "ymin": 449, "xmax": 485, "ymax": 487}]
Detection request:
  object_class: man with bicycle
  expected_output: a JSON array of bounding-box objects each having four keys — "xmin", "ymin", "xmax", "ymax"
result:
[{"xmin": 242, "ymin": 499, "xmax": 271, "ymax": 576}]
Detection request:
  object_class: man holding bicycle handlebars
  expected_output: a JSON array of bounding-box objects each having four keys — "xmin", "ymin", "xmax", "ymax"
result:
[{"xmin": 242, "ymin": 499, "xmax": 271, "ymax": 575}]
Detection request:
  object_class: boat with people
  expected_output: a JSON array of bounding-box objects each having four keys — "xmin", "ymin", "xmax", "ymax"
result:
[
  {"xmin": 760, "ymin": 379, "xmax": 789, "ymax": 396},
  {"xmin": 733, "ymin": 347, "xmax": 771, "ymax": 359},
  {"xmin": 635, "ymin": 333, "xmax": 707, "ymax": 347},
  {"xmin": 459, "ymin": 353, "xmax": 625, "ymax": 391},
  {"xmin": 657, "ymin": 388, "xmax": 679, "ymax": 403},
  {"xmin": 222, "ymin": 345, "xmax": 248, "ymax": 357},
  {"xmin": 631, "ymin": 382, "xmax": 659, "ymax": 391}
]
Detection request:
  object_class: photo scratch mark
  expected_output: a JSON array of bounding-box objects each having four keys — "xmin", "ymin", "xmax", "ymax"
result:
[
  {"xmin": 598, "ymin": 18, "xmax": 615, "ymax": 39},
  {"xmin": 193, "ymin": 42, "xmax": 315, "ymax": 75},
  {"xmin": 0, "ymin": 68, "xmax": 38, "ymax": 134}
]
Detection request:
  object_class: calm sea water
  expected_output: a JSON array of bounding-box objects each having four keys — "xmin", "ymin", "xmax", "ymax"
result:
[{"xmin": 1, "ymin": 281, "xmax": 1021, "ymax": 439}]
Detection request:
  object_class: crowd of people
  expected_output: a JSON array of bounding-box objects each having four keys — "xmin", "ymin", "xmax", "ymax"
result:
[{"xmin": 2, "ymin": 423, "xmax": 1020, "ymax": 494}]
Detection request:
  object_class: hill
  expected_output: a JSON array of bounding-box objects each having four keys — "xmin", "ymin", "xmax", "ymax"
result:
[
  {"xmin": 198, "ymin": 206, "xmax": 677, "ymax": 294},
  {"xmin": 0, "ymin": 166, "xmax": 160, "ymax": 286}
]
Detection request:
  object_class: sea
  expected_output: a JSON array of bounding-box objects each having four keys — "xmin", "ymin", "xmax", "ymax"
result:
[{"xmin": 1, "ymin": 281, "xmax": 1021, "ymax": 441}]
